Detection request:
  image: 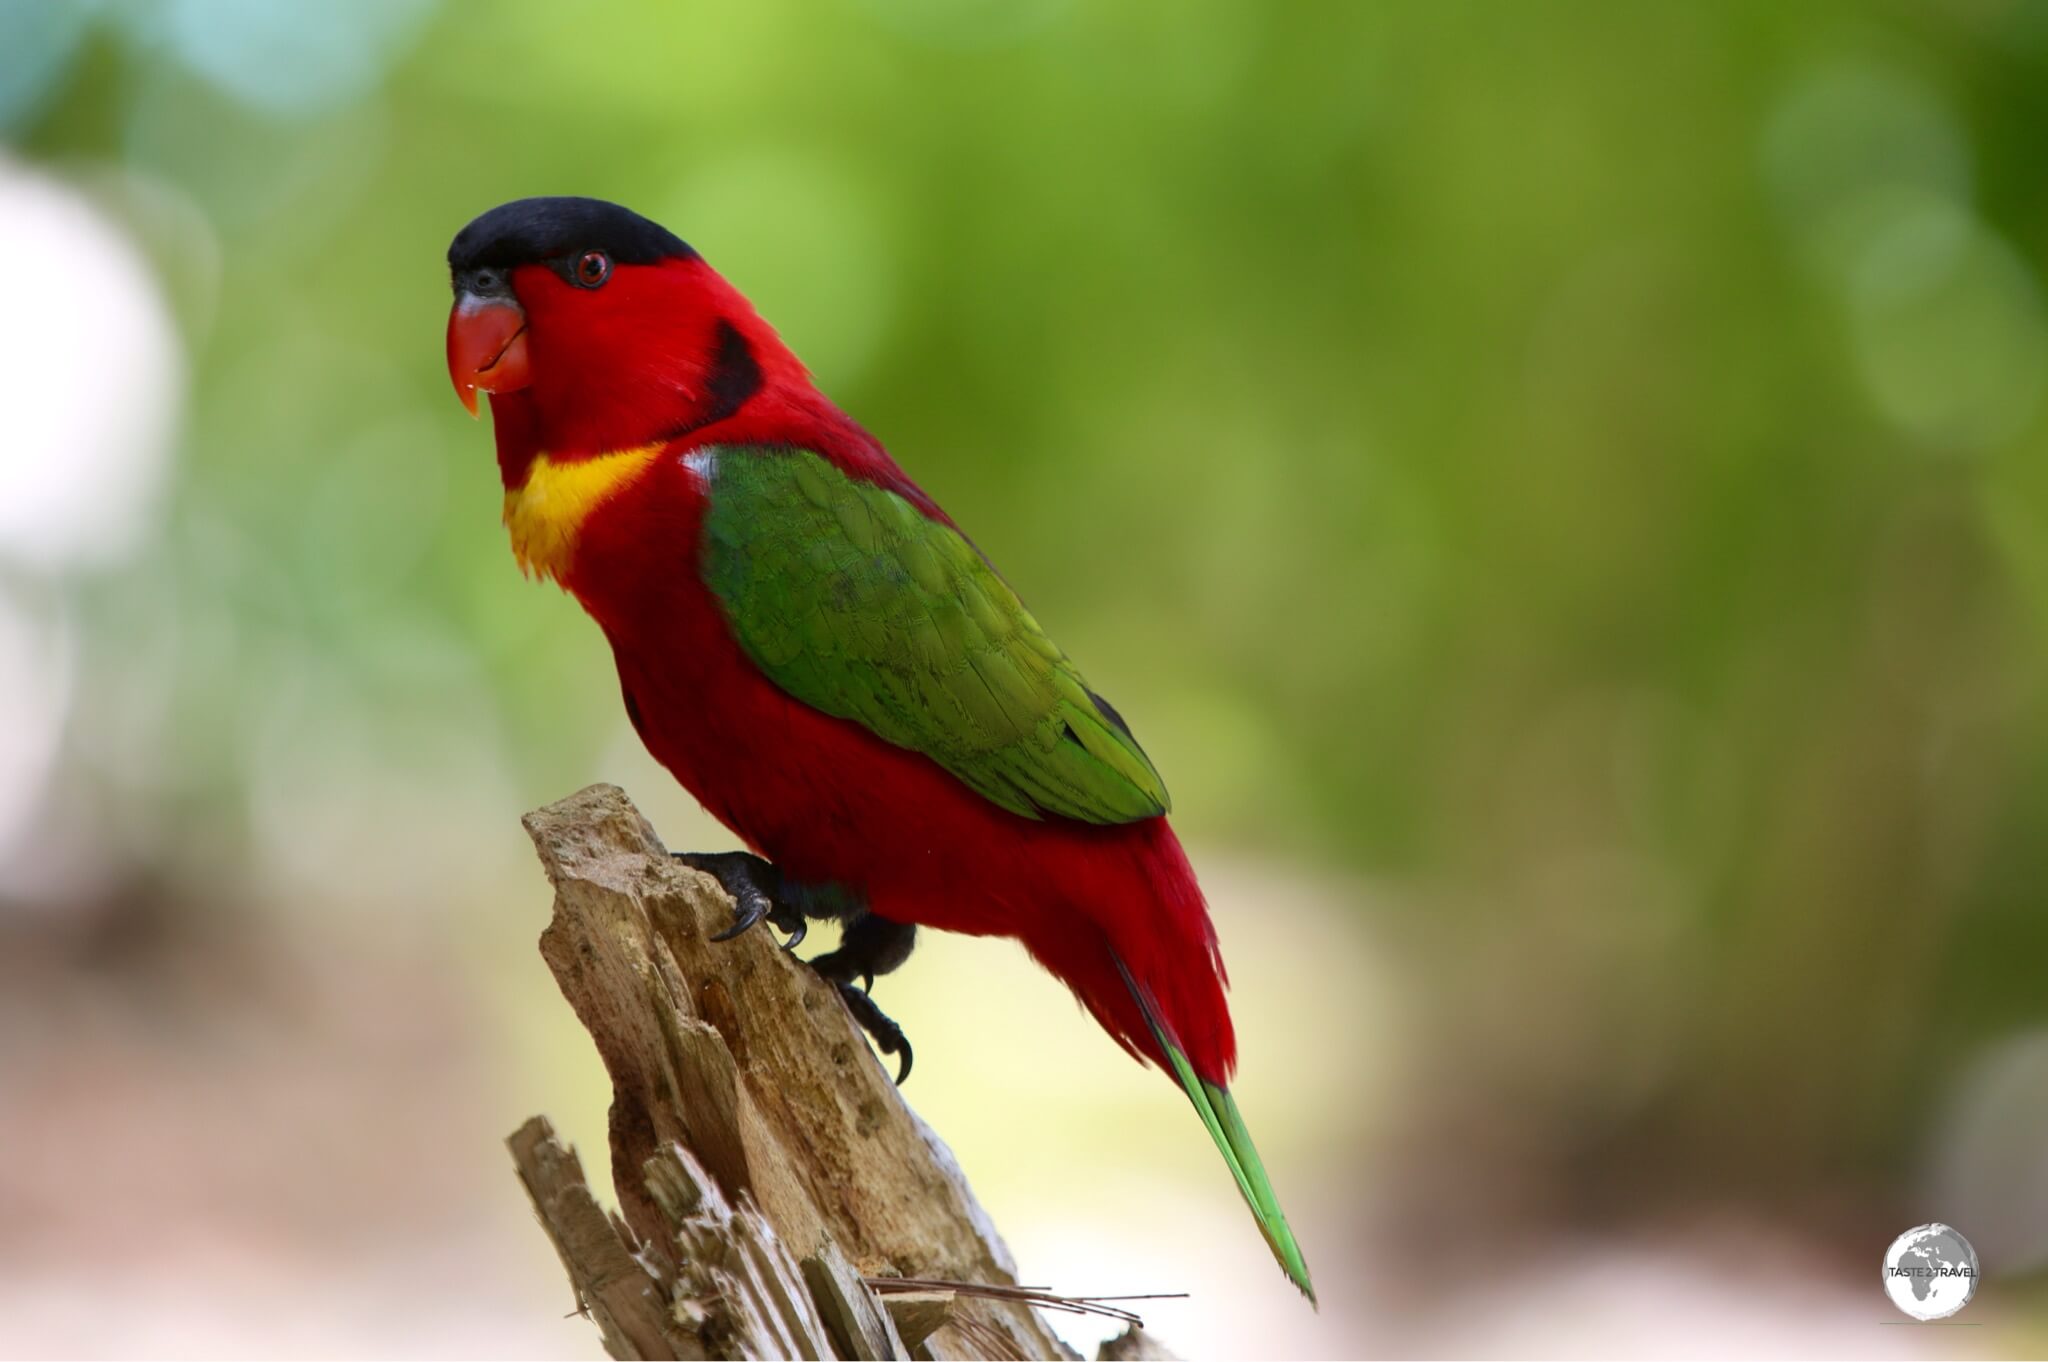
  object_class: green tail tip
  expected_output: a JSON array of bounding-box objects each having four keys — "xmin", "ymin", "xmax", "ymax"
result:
[
  {"xmin": 1113, "ymin": 956, "xmax": 1314, "ymax": 1303},
  {"xmin": 1160, "ymin": 1042, "xmax": 1317, "ymax": 1304}
]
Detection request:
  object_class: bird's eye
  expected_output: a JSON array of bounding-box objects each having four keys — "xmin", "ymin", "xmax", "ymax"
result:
[{"xmin": 575, "ymin": 250, "xmax": 611, "ymax": 287}]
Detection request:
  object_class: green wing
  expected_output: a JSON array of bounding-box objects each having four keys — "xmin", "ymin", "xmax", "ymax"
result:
[{"xmin": 699, "ymin": 446, "xmax": 1169, "ymax": 824}]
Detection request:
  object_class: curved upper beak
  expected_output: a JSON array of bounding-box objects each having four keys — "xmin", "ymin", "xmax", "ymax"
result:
[{"xmin": 446, "ymin": 293, "xmax": 530, "ymax": 417}]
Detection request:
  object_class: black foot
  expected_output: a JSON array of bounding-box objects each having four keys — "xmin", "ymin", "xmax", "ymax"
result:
[
  {"xmin": 811, "ymin": 914, "xmax": 918, "ymax": 1084},
  {"xmin": 672, "ymin": 851, "xmax": 807, "ymax": 951},
  {"xmin": 833, "ymin": 982, "xmax": 913, "ymax": 1085},
  {"xmin": 809, "ymin": 913, "xmax": 918, "ymax": 995}
]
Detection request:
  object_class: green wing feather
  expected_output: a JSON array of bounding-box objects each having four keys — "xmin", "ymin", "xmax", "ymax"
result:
[{"xmin": 699, "ymin": 446, "xmax": 1170, "ymax": 824}]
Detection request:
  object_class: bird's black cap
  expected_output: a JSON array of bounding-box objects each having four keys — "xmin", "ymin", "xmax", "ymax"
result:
[{"xmin": 447, "ymin": 196, "xmax": 694, "ymax": 273}]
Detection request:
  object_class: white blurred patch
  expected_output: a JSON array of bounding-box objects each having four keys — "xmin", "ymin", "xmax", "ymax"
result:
[
  {"xmin": 1417, "ymin": 1228, "xmax": 1934, "ymax": 1361},
  {"xmin": 0, "ymin": 160, "xmax": 182, "ymax": 571}
]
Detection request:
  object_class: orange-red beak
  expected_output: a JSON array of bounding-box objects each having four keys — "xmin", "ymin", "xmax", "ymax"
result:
[{"xmin": 446, "ymin": 296, "xmax": 531, "ymax": 417}]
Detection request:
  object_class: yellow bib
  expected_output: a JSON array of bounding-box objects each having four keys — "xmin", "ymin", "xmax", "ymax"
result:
[{"xmin": 503, "ymin": 444, "xmax": 664, "ymax": 583}]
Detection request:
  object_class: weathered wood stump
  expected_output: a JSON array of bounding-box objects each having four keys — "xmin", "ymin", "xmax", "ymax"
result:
[{"xmin": 509, "ymin": 784, "xmax": 1169, "ymax": 1360}]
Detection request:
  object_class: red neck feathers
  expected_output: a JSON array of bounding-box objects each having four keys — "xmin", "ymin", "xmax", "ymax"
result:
[
  {"xmin": 487, "ymin": 256, "xmax": 807, "ymax": 481},
  {"xmin": 485, "ymin": 253, "xmax": 945, "ymax": 522}
]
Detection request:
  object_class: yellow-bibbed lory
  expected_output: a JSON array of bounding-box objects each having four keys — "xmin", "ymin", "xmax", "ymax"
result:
[{"xmin": 445, "ymin": 196, "xmax": 1313, "ymax": 1299}]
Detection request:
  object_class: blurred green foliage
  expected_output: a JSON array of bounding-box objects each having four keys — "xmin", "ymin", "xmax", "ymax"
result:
[{"xmin": 10, "ymin": 0, "xmax": 2048, "ymax": 1241}]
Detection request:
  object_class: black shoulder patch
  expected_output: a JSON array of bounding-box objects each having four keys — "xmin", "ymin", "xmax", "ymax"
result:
[
  {"xmin": 702, "ymin": 321, "xmax": 762, "ymax": 424},
  {"xmin": 448, "ymin": 196, "xmax": 694, "ymax": 271},
  {"xmin": 653, "ymin": 321, "xmax": 763, "ymax": 442}
]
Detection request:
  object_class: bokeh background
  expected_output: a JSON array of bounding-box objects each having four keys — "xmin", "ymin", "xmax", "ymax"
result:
[{"xmin": 6, "ymin": 1, "xmax": 2048, "ymax": 1356}]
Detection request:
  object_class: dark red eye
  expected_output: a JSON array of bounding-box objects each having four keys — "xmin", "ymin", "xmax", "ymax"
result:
[{"xmin": 574, "ymin": 250, "xmax": 611, "ymax": 287}]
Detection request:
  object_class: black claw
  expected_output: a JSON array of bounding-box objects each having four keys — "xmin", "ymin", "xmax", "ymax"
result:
[
  {"xmin": 806, "ymin": 913, "xmax": 915, "ymax": 1080},
  {"xmin": 710, "ymin": 897, "xmax": 767, "ymax": 942},
  {"xmin": 673, "ymin": 851, "xmax": 804, "ymax": 949},
  {"xmin": 834, "ymin": 982, "xmax": 913, "ymax": 1085}
]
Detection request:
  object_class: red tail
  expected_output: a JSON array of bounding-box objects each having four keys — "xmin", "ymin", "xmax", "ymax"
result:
[{"xmin": 1019, "ymin": 819, "xmax": 1236, "ymax": 1084}]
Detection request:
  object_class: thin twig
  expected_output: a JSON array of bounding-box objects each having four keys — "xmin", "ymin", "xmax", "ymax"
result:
[{"xmin": 863, "ymin": 1276, "xmax": 1190, "ymax": 1329}]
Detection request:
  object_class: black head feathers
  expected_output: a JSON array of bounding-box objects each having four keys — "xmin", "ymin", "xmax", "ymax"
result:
[{"xmin": 447, "ymin": 197, "xmax": 694, "ymax": 274}]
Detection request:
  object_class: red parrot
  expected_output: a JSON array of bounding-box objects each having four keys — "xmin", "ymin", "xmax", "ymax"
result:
[{"xmin": 446, "ymin": 196, "xmax": 1312, "ymax": 1298}]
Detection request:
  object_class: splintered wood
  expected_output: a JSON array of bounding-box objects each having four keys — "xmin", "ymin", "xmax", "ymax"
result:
[{"xmin": 510, "ymin": 784, "xmax": 1168, "ymax": 1360}]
